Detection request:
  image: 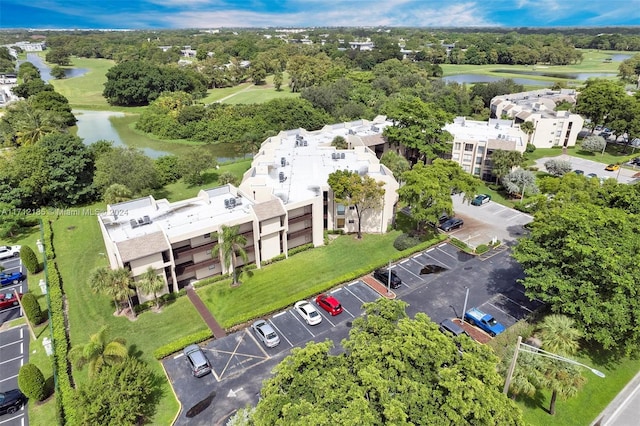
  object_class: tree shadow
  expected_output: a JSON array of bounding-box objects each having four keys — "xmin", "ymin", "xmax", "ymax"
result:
[
  {"xmin": 515, "ymin": 389, "xmax": 547, "ymax": 411},
  {"xmin": 128, "ymin": 344, "xmax": 144, "ymax": 360}
]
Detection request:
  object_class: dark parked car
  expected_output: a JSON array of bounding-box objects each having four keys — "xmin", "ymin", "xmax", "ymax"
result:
[
  {"xmin": 0, "ymin": 271, "xmax": 24, "ymax": 287},
  {"xmin": 439, "ymin": 218, "xmax": 464, "ymax": 232},
  {"xmin": 0, "ymin": 389, "xmax": 27, "ymax": 415},
  {"xmin": 630, "ymin": 157, "xmax": 640, "ymax": 166},
  {"xmin": 183, "ymin": 344, "xmax": 211, "ymax": 378},
  {"xmin": 373, "ymin": 268, "xmax": 401, "ymax": 289},
  {"xmin": 439, "ymin": 319, "xmax": 469, "ymax": 337},
  {"xmin": 471, "ymin": 194, "xmax": 491, "ymax": 206}
]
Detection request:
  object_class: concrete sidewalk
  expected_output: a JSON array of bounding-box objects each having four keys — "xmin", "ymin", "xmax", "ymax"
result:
[
  {"xmin": 185, "ymin": 285, "xmax": 227, "ymax": 339},
  {"xmin": 591, "ymin": 371, "xmax": 640, "ymax": 426}
]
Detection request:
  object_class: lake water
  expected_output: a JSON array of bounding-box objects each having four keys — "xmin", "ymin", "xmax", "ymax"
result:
[
  {"xmin": 493, "ymin": 69, "xmax": 617, "ymax": 80},
  {"xmin": 22, "ymin": 53, "xmax": 88, "ymax": 82},
  {"xmin": 74, "ymin": 110, "xmax": 170, "ymax": 158},
  {"xmin": 441, "ymin": 74, "xmax": 549, "ymax": 86},
  {"xmin": 609, "ymin": 54, "xmax": 631, "ymax": 62}
]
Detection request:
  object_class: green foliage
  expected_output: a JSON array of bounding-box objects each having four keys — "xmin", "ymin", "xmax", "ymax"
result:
[
  {"xmin": 21, "ymin": 292, "xmax": 45, "ymax": 325},
  {"xmin": 94, "ymin": 147, "xmax": 160, "ymax": 196},
  {"xmin": 43, "ymin": 219, "xmax": 55, "ymax": 260},
  {"xmin": 399, "ymin": 160, "xmax": 480, "ymax": 231},
  {"xmin": 212, "ymin": 225, "xmax": 248, "ymax": 285},
  {"xmin": 45, "ymin": 48, "xmax": 71, "ymax": 66},
  {"xmin": 18, "ymin": 363, "xmax": 47, "ymax": 402},
  {"xmin": 525, "ymin": 143, "xmax": 537, "ymax": 153},
  {"xmin": 153, "ymin": 330, "xmax": 212, "ymax": 359},
  {"xmin": 20, "ymin": 245, "xmax": 40, "ymax": 274},
  {"xmin": 475, "ymin": 244, "xmax": 489, "ymax": 254},
  {"xmin": 470, "ymin": 79, "xmax": 525, "ymax": 107},
  {"xmin": 575, "ymin": 79, "xmax": 626, "ymax": 129},
  {"xmin": 544, "ymin": 159, "xmax": 573, "ymax": 176},
  {"xmin": 393, "ymin": 233, "xmax": 421, "ymax": 251},
  {"xmin": 580, "ymin": 135, "xmax": 606, "ymax": 153},
  {"xmin": 179, "ymin": 147, "xmax": 216, "ymax": 185},
  {"xmin": 252, "ymin": 299, "xmax": 524, "ymax": 425},
  {"xmin": 50, "ymin": 65, "xmax": 66, "ymax": 79},
  {"xmin": 155, "ymin": 155, "xmax": 183, "ymax": 185},
  {"xmin": 380, "ymin": 150, "xmax": 410, "ymax": 181},
  {"xmin": 217, "ymin": 171, "xmax": 239, "ymax": 186},
  {"xmin": 103, "ymin": 183, "xmax": 133, "ymax": 205},
  {"xmin": 69, "ymin": 325, "xmax": 128, "ymax": 377},
  {"xmin": 502, "ymin": 168, "xmax": 539, "ymax": 196},
  {"xmin": 73, "ymin": 357, "xmax": 159, "ymax": 425},
  {"xmin": 331, "ymin": 135, "xmax": 348, "ymax": 149},
  {"xmin": 491, "ymin": 149, "xmax": 524, "ymax": 182}
]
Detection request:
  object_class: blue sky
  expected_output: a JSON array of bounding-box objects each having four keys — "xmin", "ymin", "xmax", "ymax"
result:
[{"xmin": 1, "ymin": 0, "xmax": 639, "ymax": 29}]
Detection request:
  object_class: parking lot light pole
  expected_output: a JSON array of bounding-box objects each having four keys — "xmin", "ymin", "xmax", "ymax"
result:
[
  {"xmin": 387, "ymin": 260, "xmax": 391, "ymax": 294},
  {"xmin": 503, "ymin": 336, "xmax": 605, "ymax": 395},
  {"xmin": 461, "ymin": 287, "xmax": 469, "ymax": 321}
]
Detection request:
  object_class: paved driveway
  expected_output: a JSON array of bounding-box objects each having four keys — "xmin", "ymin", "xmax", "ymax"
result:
[
  {"xmin": 0, "ymin": 326, "xmax": 29, "ymax": 425},
  {"xmin": 1, "ymin": 258, "xmax": 27, "ymax": 325},
  {"xmin": 534, "ymin": 155, "xmax": 640, "ymax": 184},
  {"xmin": 163, "ymin": 242, "xmax": 538, "ymax": 425}
]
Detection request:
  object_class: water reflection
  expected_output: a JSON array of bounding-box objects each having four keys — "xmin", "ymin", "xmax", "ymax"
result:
[
  {"xmin": 609, "ymin": 54, "xmax": 631, "ymax": 62},
  {"xmin": 441, "ymin": 74, "xmax": 548, "ymax": 86},
  {"xmin": 493, "ymin": 69, "xmax": 616, "ymax": 80},
  {"xmin": 21, "ymin": 53, "xmax": 88, "ymax": 82}
]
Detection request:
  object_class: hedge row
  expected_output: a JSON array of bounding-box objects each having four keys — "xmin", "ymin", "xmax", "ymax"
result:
[
  {"xmin": 42, "ymin": 219, "xmax": 55, "ymax": 260},
  {"xmin": 44, "ymin": 219, "xmax": 76, "ymax": 424},
  {"xmin": 219, "ymin": 233, "xmax": 448, "ymax": 328},
  {"xmin": 153, "ymin": 329, "xmax": 212, "ymax": 360}
]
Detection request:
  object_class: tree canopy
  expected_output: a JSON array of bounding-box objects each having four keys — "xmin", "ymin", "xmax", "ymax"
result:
[{"xmin": 251, "ymin": 299, "xmax": 524, "ymax": 425}]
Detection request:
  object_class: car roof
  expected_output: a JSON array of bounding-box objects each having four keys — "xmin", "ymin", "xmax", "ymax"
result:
[
  {"xmin": 255, "ymin": 320, "xmax": 275, "ymax": 332},
  {"xmin": 440, "ymin": 319, "xmax": 466, "ymax": 335}
]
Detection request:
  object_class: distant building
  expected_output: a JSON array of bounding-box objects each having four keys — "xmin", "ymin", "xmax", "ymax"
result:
[
  {"xmin": 491, "ymin": 89, "xmax": 584, "ymax": 149},
  {"xmin": 445, "ymin": 117, "xmax": 527, "ymax": 181},
  {"xmin": 98, "ymin": 118, "xmax": 398, "ymax": 301}
]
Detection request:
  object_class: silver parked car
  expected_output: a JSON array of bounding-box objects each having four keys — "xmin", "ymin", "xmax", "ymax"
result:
[
  {"xmin": 252, "ymin": 319, "xmax": 280, "ymax": 348},
  {"xmin": 183, "ymin": 344, "xmax": 211, "ymax": 378}
]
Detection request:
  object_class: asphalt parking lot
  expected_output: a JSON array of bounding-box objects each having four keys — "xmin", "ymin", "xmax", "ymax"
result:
[
  {"xmin": 0, "ymin": 325, "xmax": 29, "ymax": 425},
  {"xmin": 534, "ymin": 155, "xmax": 640, "ymax": 184},
  {"xmin": 164, "ymin": 242, "xmax": 539, "ymax": 425},
  {"xmin": 0, "ymin": 258, "xmax": 27, "ymax": 325}
]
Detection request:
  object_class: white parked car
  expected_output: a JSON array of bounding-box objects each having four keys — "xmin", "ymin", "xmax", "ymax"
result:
[
  {"xmin": 0, "ymin": 245, "xmax": 21, "ymax": 261},
  {"xmin": 294, "ymin": 301, "xmax": 322, "ymax": 325}
]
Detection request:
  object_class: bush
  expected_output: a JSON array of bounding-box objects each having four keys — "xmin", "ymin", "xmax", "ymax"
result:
[
  {"xmin": 21, "ymin": 292, "xmax": 45, "ymax": 325},
  {"xmin": 525, "ymin": 143, "xmax": 536, "ymax": 153},
  {"xmin": 393, "ymin": 233, "xmax": 421, "ymax": 251},
  {"xmin": 475, "ymin": 244, "xmax": 489, "ymax": 254},
  {"xmin": 153, "ymin": 330, "xmax": 212, "ymax": 359},
  {"xmin": 20, "ymin": 245, "xmax": 40, "ymax": 274},
  {"xmin": 18, "ymin": 363, "xmax": 47, "ymax": 401},
  {"xmin": 43, "ymin": 220, "xmax": 55, "ymax": 260}
]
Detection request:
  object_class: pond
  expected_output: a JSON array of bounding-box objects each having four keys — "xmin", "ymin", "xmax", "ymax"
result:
[
  {"xmin": 609, "ymin": 54, "xmax": 631, "ymax": 62},
  {"xmin": 73, "ymin": 109, "xmax": 251, "ymax": 163},
  {"xmin": 22, "ymin": 53, "xmax": 88, "ymax": 82},
  {"xmin": 493, "ymin": 69, "xmax": 617, "ymax": 80},
  {"xmin": 441, "ymin": 74, "xmax": 549, "ymax": 86}
]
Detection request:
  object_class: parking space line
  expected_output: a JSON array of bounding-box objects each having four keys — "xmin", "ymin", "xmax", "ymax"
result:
[
  {"xmin": 268, "ymin": 321, "xmax": 293, "ymax": 347},
  {"xmin": 289, "ymin": 311, "xmax": 317, "ymax": 337},
  {"xmin": 218, "ymin": 333, "xmax": 250, "ymax": 380},
  {"xmin": 0, "ymin": 341, "xmax": 21, "ymax": 349},
  {"xmin": 501, "ymin": 294, "xmax": 533, "ymax": 313},
  {"xmin": 273, "ymin": 311, "xmax": 287, "ymax": 318},
  {"xmin": 0, "ymin": 356, "xmax": 23, "ymax": 365},
  {"xmin": 420, "ymin": 253, "xmax": 453, "ymax": 270},
  {"xmin": 173, "ymin": 353, "xmax": 184, "ymax": 359},
  {"xmin": 426, "ymin": 248, "xmax": 435, "ymax": 253},
  {"xmin": 438, "ymin": 243, "xmax": 447, "ymax": 248},
  {"xmin": 514, "ymin": 288, "xmax": 545, "ymax": 304},
  {"xmin": 0, "ymin": 412, "xmax": 23, "ymax": 424},
  {"xmin": 435, "ymin": 246, "xmax": 460, "ymax": 261},
  {"xmin": 344, "ymin": 285, "xmax": 367, "ymax": 304},
  {"xmin": 0, "ymin": 374, "xmax": 18, "ymax": 382},
  {"xmin": 486, "ymin": 302, "xmax": 518, "ymax": 321},
  {"xmin": 245, "ymin": 329, "xmax": 269, "ymax": 358},
  {"xmin": 341, "ymin": 307, "xmax": 356, "ymax": 318},
  {"xmin": 396, "ymin": 262, "xmax": 422, "ymax": 281},
  {"xmin": 317, "ymin": 309, "xmax": 336, "ymax": 327}
]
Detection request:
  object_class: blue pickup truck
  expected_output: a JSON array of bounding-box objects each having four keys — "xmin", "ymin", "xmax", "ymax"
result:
[
  {"xmin": 464, "ymin": 307, "xmax": 505, "ymax": 337},
  {"xmin": 0, "ymin": 271, "xmax": 24, "ymax": 287}
]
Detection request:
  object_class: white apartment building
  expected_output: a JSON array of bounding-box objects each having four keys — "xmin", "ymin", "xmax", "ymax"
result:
[
  {"xmin": 98, "ymin": 118, "xmax": 399, "ymax": 303},
  {"xmin": 491, "ymin": 89, "xmax": 584, "ymax": 149},
  {"xmin": 445, "ymin": 117, "xmax": 527, "ymax": 181}
]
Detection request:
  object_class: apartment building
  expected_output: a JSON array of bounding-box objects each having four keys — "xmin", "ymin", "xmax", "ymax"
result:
[
  {"xmin": 445, "ymin": 117, "xmax": 527, "ymax": 181},
  {"xmin": 98, "ymin": 118, "xmax": 399, "ymax": 303},
  {"xmin": 491, "ymin": 89, "xmax": 584, "ymax": 149}
]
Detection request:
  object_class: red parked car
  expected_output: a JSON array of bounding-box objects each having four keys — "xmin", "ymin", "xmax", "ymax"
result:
[
  {"xmin": 315, "ymin": 294, "xmax": 343, "ymax": 316},
  {"xmin": 0, "ymin": 292, "xmax": 21, "ymax": 310}
]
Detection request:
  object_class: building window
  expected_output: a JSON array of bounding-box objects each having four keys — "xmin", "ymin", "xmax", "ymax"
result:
[
  {"xmin": 336, "ymin": 204, "xmax": 345, "ymax": 215},
  {"xmin": 452, "ymin": 153, "xmax": 460, "ymax": 161},
  {"xmin": 454, "ymin": 142, "xmax": 461, "ymax": 151},
  {"xmin": 349, "ymin": 206, "xmax": 355, "ymax": 210},
  {"xmin": 463, "ymin": 154, "xmax": 472, "ymax": 162},
  {"xmin": 465, "ymin": 143, "xmax": 474, "ymax": 152},
  {"xmin": 477, "ymin": 146, "xmax": 484, "ymax": 154},
  {"xmin": 203, "ymin": 233, "xmax": 210, "ymax": 239},
  {"xmin": 348, "ymin": 219, "xmax": 355, "ymax": 224},
  {"xmin": 474, "ymin": 167, "xmax": 481, "ymax": 175},
  {"xmin": 475, "ymin": 156, "xmax": 483, "ymax": 164}
]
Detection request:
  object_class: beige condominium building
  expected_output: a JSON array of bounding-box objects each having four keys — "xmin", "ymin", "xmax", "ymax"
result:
[
  {"xmin": 98, "ymin": 117, "xmax": 399, "ymax": 303},
  {"xmin": 445, "ymin": 117, "xmax": 527, "ymax": 181},
  {"xmin": 491, "ymin": 88, "xmax": 584, "ymax": 149}
]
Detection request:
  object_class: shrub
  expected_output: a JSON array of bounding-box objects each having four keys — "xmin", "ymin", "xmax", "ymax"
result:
[
  {"xmin": 153, "ymin": 330, "xmax": 212, "ymax": 359},
  {"xmin": 18, "ymin": 363, "xmax": 47, "ymax": 401},
  {"xmin": 43, "ymin": 220, "xmax": 55, "ymax": 260},
  {"xmin": 525, "ymin": 143, "xmax": 536, "ymax": 153},
  {"xmin": 393, "ymin": 233, "xmax": 421, "ymax": 251},
  {"xmin": 20, "ymin": 245, "xmax": 40, "ymax": 274},
  {"xmin": 475, "ymin": 244, "xmax": 489, "ymax": 254},
  {"xmin": 21, "ymin": 292, "xmax": 45, "ymax": 325}
]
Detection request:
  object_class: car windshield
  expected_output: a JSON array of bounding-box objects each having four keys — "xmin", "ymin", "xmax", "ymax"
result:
[
  {"xmin": 266, "ymin": 332, "xmax": 277, "ymax": 339},
  {"xmin": 309, "ymin": 311, "xmax": 319, "ymax": 318},
  {"xmin": 487, "ymin": 318, "xmax": 497, "ymax": 326}
]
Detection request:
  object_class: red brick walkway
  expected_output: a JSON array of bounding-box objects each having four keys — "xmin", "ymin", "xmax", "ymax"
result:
[
  {"xmin": 361, "ymin": 275, "xmax": 396, "ymax": 299},
  {"xmin": 453, "ymin": 318, "xmax": 491, "ymax": 344},
  {"xmin": 186, "ymin": 285, "xmax": 227, "ymax": 339}
]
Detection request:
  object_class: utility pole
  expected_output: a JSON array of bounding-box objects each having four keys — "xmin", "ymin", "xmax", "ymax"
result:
[{"xmin": 503, "ymin": 336, "xmax": 522, "ymax": 395}]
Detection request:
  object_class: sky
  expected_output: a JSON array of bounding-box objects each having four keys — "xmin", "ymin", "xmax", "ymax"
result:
[{"xmin": 1, "ymin": 0, "xmax": 639, "ymax": 29}]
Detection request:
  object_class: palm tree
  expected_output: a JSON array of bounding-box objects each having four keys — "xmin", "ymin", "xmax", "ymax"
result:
[
  {"xmin": 212, "ymin": 225, "xmax": 248, "ymax": 286},
  {"xmin": 536, "ymin": 314, "xmax": 585, "ymax": 415},
  {"xmin": 88, "ymin": 267, "xmax": 119, "ymax": 313},
  {"xmin": 11, "ymin": 100, "xmax": 66, "ymax": 146},
  {"xmin": 520, "ymin": 121, "xmax": 535, "ymax": 145},
  {"xmin": 136, "ymin": 267, "xmax": 165, "ymax": 309},
  {"xmin": 69, "ymin": 326, "xmax": 128, "ymax": 377},
  {"xmin": 111, "ymin": 267, "xmax": 136, "ymax": 318}
]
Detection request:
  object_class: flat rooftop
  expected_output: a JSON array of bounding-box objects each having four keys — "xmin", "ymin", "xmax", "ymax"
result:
[
  {"xmin": 445, "ymin": 117, "xmax": 524, "ymax": 145},
  {"xmin": 100, "ymin": 186, "xmax": 254, "ymax": 244}
]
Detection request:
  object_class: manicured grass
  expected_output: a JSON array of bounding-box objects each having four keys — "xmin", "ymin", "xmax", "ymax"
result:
[
  {"xmin": 519, "ymin": 354, "xmax": 640, "ymax": 425},
  {"xmin": 199, "ymin": 231, "xmax": 413, "ymax": 328},
  {"xmin": 223, "ymin": 86, "xmax": 300, "ymax": 104},
  {"xmin": 49, "ymin": 57, "xmax": 115, "ymax": 109}
]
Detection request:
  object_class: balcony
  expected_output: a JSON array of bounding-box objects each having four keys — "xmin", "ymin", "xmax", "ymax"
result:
[
  {"xmin": 288, "ymin": 212, "xmax": 312, "ymax": 225},
  {"xmin": 173, "ymin": 241, "xmax": 217, "ymax": 260}
]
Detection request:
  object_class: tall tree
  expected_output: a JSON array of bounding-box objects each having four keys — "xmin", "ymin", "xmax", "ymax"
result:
[
  {"xmin": 212, "ymin": 225, "xmax": 248, "ymax": 286},
  {"xmin": 383, "ymin": 96, "xmax": 454, "ymax": 163},
  {"xmin": 178, "ymin": 147, "xmax": 216, "ymax": 186},
  {"xmin": 136, "ymin": 267, "xmax": 165, "ymax": 309},
  {"xmin": 69, "ymin": 326, "xmax": 128, "ymax": 377},
  {"xmin": 380, "ymin": 150, "xmax": 410, "ymax": 183},
  {"xmin": 250, "ymin": 298, "xmax": 524, "ymax": 425},
  {"xmin": 502, "ymin": 168, "xmax": 539, "ymax": 197},
  {"xmin": 94, "ymin": 147, "xmax": 160, "ymax": 196},
  {"xmin": 327, "ymin": 170, "xmax": 385, "ymax": 239},
  {"xmin": 6, "ymin": 99, "xmax": 67, "ymax": 146},
  {"xmin": 399, "ymin": 160, "xmax": 479, "ymax": 231},
  {"xmin": 575, "ymin": 79, "xmax": 626, "ymax": 131},
  {"xmin": 490, "ymin": 149, "xmax": 524, "ymax": 183},
  {"xmin": 520, "ymin": 121, "xmax": 535, "ymax": 144}
]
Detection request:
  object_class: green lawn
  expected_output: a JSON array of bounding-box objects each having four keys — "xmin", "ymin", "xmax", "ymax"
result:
[
  {"xmin": 49, "ymin": 57, "xmax": 115, "ymax": 109},
  {"xmin": 199, "ymin": 231, "xmax": 408, "ymax": 328},
  {"xmin": 519, "ymin": 354, "xmax": 640, "ymax": 425}
]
